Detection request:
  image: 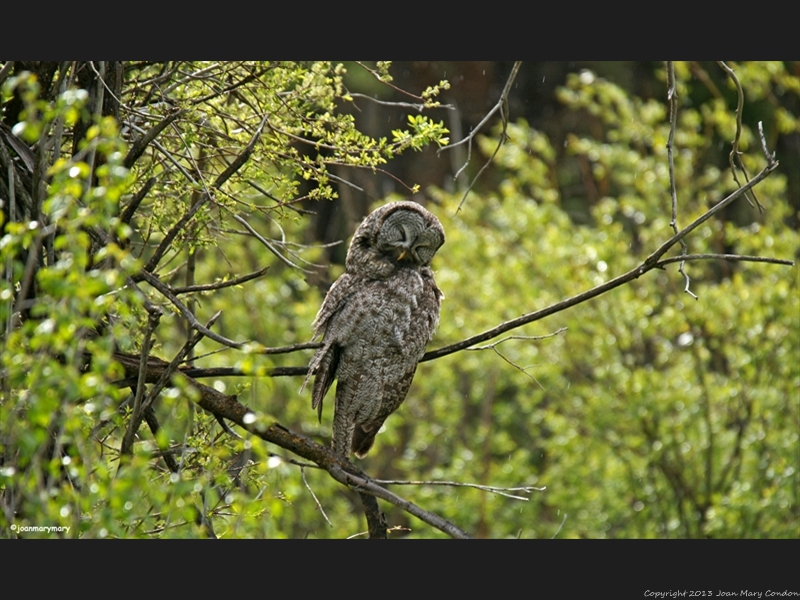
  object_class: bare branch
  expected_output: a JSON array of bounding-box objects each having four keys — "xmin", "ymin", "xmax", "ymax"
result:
[
  {"xmin": 230, "ymin": 213, "xmax": 311, "ymax": 272},
  {"xmin": 655, "ymin": 254, "xmax": 794, "ymax": 268},
  {"xmin": 123, "ymin": 107, "xmax": 184, "ymax": 168},
  {"xmin": 140, "ymin": 270, "xmax": 247, "ymax": 349},
  {"xmin": 442, "ymin": 61, "xmax": 522, "ymax": 211},
  {"xmin": 302, "ymin": 466, "xmax": 333, "ymax": 528},
  {"xmin": 717, "ymin": 61, "xmax": 764, "ymax": 212},
  {"xmin": 466, "ymin": 330, "xmax": 566, "ymax": 387},
  {"xmin": 422, "ymin": 160, "xmax": 781, "ymax": 363},
  {"xmin": 645, "ymin": 161, "xmax": 777, "ymax": 265},
  {"xmin": 355, "ymin": 62, "xmax": 428, "ymax": 102},
  {"xmin": 256, "ymin": 341, "xmax": 321, "ymax": 355},
  {"xmin": 372, "ymin": 479, "xmax": 545, "ymax": 501},
  {"xmin": 443, "ymin": 62, "xmax": 521, "ymax": 154},
  {"xmin": 347, "ymin": 92, "xmax": 455, "ymax": 112},
  {"xmin": 666, "ymin": 61, "xmax": 697, "ymax": 300},
  {"xmin": 329, "ymin": 466, "xmax": 470, "ymax": 538},
  {"xmin": 196, "ymin": 365, "xmax": 307, "ymax": 378},
  {"xmin": 172, "ymin": 266, "xmax": 270, "ymax": 294},
  {"xmin": 466, "ymin": 330, "xmax": 567, "ymax": 350},
  {"xmin": 135, "ymin": 362, "xmax": 471, "ymax": 537},
  {"xmin": 120, "ymin": 309, "xmax": 161, "ymax": 457}
]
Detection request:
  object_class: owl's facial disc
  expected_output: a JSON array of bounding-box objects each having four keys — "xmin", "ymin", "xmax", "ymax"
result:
[{"xmin": 375, "ymin": 209, "xmax": 443, "ymax": 266}]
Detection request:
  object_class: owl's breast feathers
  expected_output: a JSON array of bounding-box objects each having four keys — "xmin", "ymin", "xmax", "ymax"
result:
[{"xmin": 302, "ymin": 267, "xmax": 442, "ymax": 425}]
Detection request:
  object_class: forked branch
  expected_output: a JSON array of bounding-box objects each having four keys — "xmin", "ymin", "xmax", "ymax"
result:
[{"xmin": 423, "ymin": 159, "xmax": 785, "ymax": 363}]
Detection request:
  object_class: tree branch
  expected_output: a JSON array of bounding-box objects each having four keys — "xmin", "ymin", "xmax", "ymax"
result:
[
  {"xmin": 666, "ymin": 61, "xmax": 697, "ymax": 300},
  {"xmin": 717, "ymin": 60, "xmax": 763, "ymax": 212},
  {"xmin": 142, "ymin": 113, "xmax": 269, "ymax": 274},
  {"xmin": 140, "ymin": 270, "xmax": 247, "ymax": 350},
  {"xmin": 423, "ymin": 160, "xmax": 782, "ymax": 363},
  {"xmin": 372, "ymin": 479, "xmax": 545, "ymax": 502},
  {"xmin": 171, "ymin": 266, "xmax": 270, "ymax": 294},
  {"xmin": 110, "ymin": 350, "xmax": 471, "ymax": 538},
  {"xmin": 123, "ymin": 107, "xmax": 184, "ymax": 169},
  {"xmin": 438, "ymin": 61, "xmax": 521, "ymax": 211}
]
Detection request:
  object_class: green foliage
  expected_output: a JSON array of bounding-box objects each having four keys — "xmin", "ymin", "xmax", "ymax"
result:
[
  {"xmin": 1, "ymin": 61, "xmax": 796, "ymax": 538},
  {"xmin": 1, "ymin": 61, "xmax": 452, "ymax": 539},
  {"xmin": 1, "ymin": 79, "xmax": 143, "ymax": 537},
  {"xmin": 408, "ymin": 64, "xmax": 798, "ymax": 538}
]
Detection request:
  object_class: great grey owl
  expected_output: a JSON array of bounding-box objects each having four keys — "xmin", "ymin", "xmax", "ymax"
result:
[{"xmin": 302, "ymin": 201, "xmax": 445, "ymax": 458}]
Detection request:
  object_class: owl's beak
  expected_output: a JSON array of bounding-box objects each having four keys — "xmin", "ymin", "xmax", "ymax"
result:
[{"xmin": 396, "ymin": 249, "xmax": 408, "ymax": 261}]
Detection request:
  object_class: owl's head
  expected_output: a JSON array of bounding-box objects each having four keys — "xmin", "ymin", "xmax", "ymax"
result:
[{"xmin": 347, "ymin": 201, "xmax": 445, "ymax": 273}]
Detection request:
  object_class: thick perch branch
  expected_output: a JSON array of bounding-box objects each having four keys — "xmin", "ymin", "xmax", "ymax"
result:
[{"xmin": 112, "ymin": 352, "xmax": 471, "ymax": 539}]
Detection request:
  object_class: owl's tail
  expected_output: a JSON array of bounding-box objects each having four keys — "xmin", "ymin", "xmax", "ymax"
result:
[
  {"xmin": 302, "ymin": 342, "xmax": 340, "ymax": 422},
  {"xmin": 351, "ymin": 424, "xmax": 378, "ymax": 458}
]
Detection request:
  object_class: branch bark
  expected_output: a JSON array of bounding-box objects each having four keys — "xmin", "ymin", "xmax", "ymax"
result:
[
  {"xmin": 422, "ymin": 159, "xmax": 783, "ymax": 363},
  {"xmin": 112, "ymin": 351, "xmax": 472, "ymax": 538}
]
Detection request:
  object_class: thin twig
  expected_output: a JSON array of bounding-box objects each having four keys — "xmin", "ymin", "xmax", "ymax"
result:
[
  {"xmin": 230, "ymin": 213, "xmax": 311, "ymax": 272},
  {"xmin": 442, "ymin": 61, "xmax": 521, "ymax": 211},
  {"xmin": 666, "ymin": 61, "xmax": 697, "ymax": 300},
  {"xmin": 467, "ymin": 330, "xmax": 567, "ymax": 350},
  {"xmin": 372, "ymin": 479, "xmax": 545, "ymax": 501},
  {"xmin": 552, "ymin": 513, "xmax": 568, "ymax": 539},
  {"xmin": 120, "ymin": 309, "xmax": 161, "ymax": 457},
  {"xmin": 140, "ymin": 271, "xmax": 247, "ymax": 350},
  {"xmin": 302, "ymin": 466, "xmax": 333, "ymax": 527},
  {"xmin": 717, "ymin": 61, "xmax": 763, "ymax": 212},
  {"xmin": 444, "ymin": 62, "xmax": 521, "ymax": 154},
  {"xmin": 355, "ymin": 62, "xmax": 427, "ymax": 102},
  {"xmin": 466, "ymin": 330, "xmax": 566, "ymax": 388},
  {"xmin": 347, "ymin": 92, "xmax": 455, "ymax": 112},
  {"xmin": 421, "ymin": 160, "xmax": 781, "ymax": 363},
  {"xmin": 172, "ymin": 266, "xmax": 270, "ymax": 294}
]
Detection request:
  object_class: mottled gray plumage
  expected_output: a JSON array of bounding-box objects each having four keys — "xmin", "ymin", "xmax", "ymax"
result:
[{"xmin": 302, "ymin": 201, "xmax": 445, "ymax": 458}]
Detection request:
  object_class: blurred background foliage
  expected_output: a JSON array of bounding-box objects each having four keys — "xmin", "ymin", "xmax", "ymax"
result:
[{"xmin": 0, "ymin": 61, "xmax": 797, "ymax": 538}]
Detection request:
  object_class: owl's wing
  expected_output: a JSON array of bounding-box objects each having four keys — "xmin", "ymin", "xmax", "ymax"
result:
[
  {"xmin": 301, "ymin": 274, "xmax": 359, "ymax": 420},
  {"xmin": 310, "ymin": 274, "xmax": 354, "ymax": 335}
]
